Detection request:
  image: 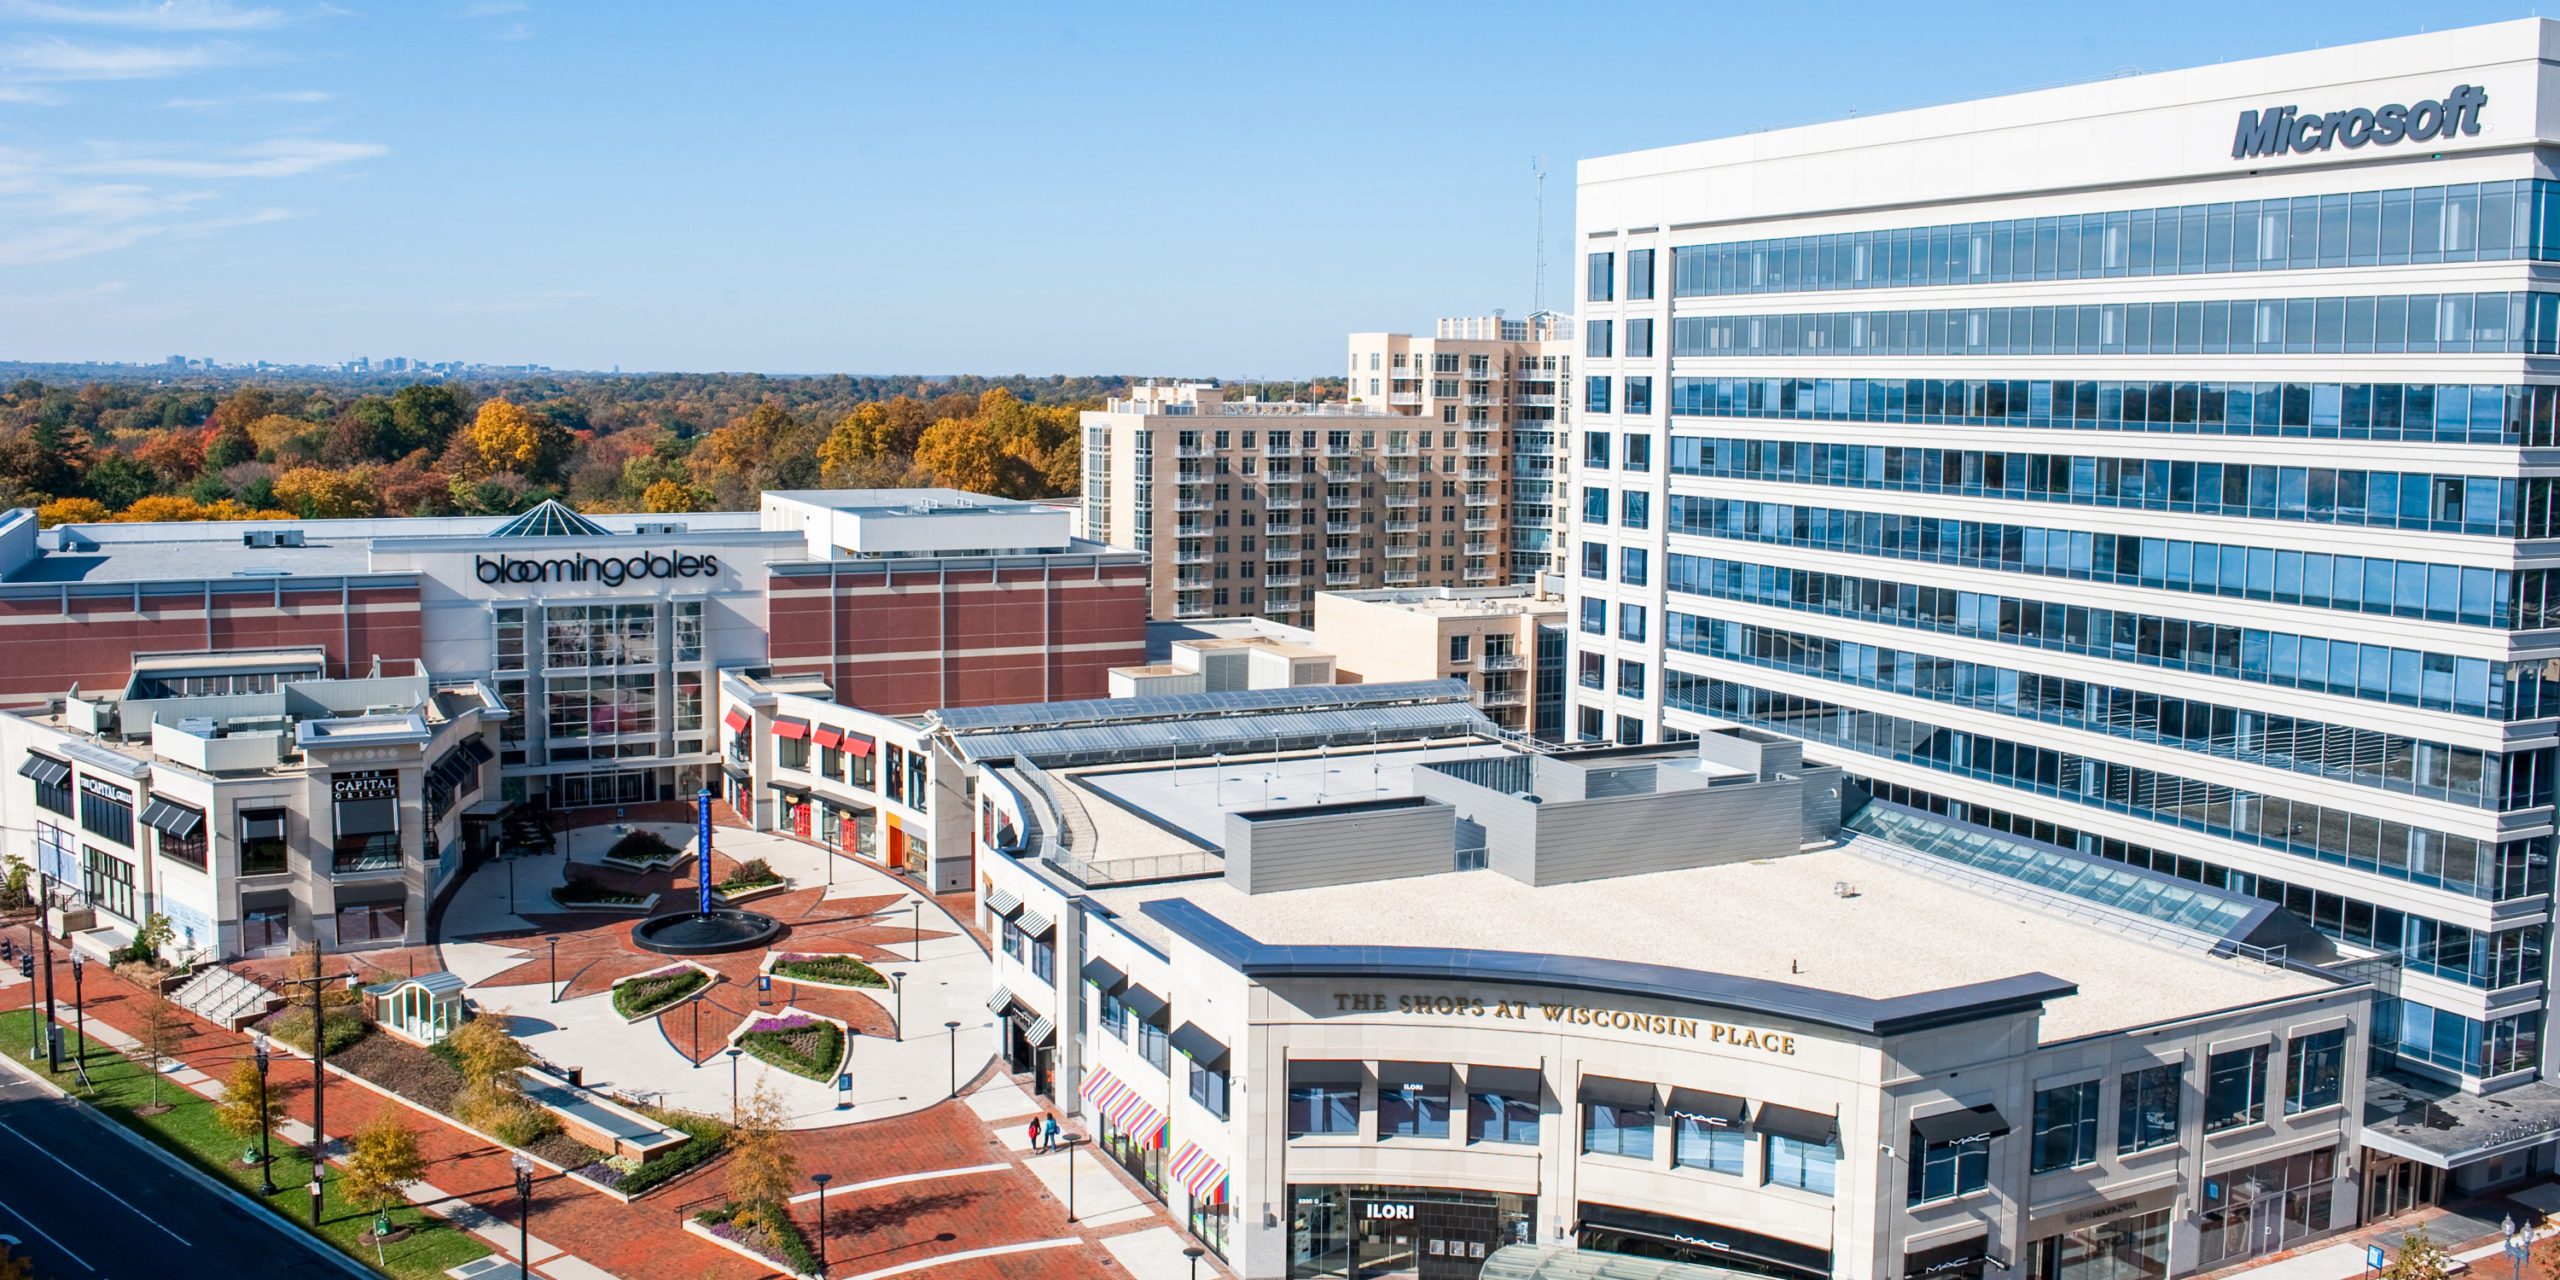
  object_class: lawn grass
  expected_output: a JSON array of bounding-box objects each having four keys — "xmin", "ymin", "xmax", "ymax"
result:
[{"xmin": 0, "ymin": 1009, "xmax": 493, "ymax": 1280}]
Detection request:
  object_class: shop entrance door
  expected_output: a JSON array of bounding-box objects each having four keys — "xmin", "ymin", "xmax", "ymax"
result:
[
  {"xmin": 791, "ymin": 802, "xmax": 810, "ymax": 839},
  {"xmin": 888, "ymin": 826, "xmax": 907, "ymax": 869},
  {"xmin": 1354, "ymin": 1211, "xmax": 1420, "ymax": 1280},
  {"xmin": 2362, "ymin": 1156, "xmax": 2438, "ymax": 1222}
]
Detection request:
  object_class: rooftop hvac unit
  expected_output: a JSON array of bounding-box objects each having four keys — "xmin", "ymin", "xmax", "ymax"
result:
[
  {"xmin": 176, "ymin": 717, "xmax": 220, "ymax": 736},
  {"xmin": 240, "ymin": 529, "xmax": 306, "ymax": 548},
  {"xmin": 634, "ymin": 521, "xmax": 688, "ymax": 535}
]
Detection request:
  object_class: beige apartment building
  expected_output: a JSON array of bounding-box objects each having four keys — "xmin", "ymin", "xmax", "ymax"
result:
[
  {"xmin": 1344, "ymin": 313, "xmax": 1573, "ymax": 584},
  {"xmin": 1312, "ymin": 585, "xmax": 1567, "ymax": 738},
  {"xmin": 1081, "ymin": 315, "xmax": 1571, "ymax": 626}
]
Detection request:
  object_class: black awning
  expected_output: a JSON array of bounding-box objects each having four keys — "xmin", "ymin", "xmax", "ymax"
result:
[
  {"xmin": 138, "ymin": 799, "xmax": 204, "ymax": 840},
  {"xmin": 241, "ymin": 811, "xmax": 285, "ymax": 841},
  {"xmin": 18, "ymin": 754, "xmax": 68, "ymax": 787},
  {"xmin": 1754, "ymin": 1102, "xmax": 1838, "ymax": 1145},
  {"xmin": 1670, "ymin": 1090, "xmax": 1749, "ymax": 1128},
  {"xmin": 1911, "ymin": 1104, "xmax": 2010, "ymax": 1146},
  {"xmin": 1904, "ymin": 1236, "xmax": 1991, "ymax": 1280},
  {"xmin": 722, "ymin": 762, "xmax": 749, "ymax": 781},
  {"xmin": 1119, "ymin": 984, "xmax": 1167, "ymax": 1022},
  {"xmin": 460, "ymin": 738, "xmax": 495, "ymax": 765},
  {"xmin": 1080, "ymin": 956, "xmax": 1126, "ymax": 991},
  {"xmin": 771, "ymin": 781, "xmax": 811, "ymax": 798},
  {"xmin": 1168, "ymin": 1021, "xmax": 1228, "ymax": 1069}
]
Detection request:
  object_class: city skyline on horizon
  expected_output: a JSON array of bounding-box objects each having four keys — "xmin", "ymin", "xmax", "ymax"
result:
[{"xmin": 0, "ymin": 0, "xmax": 2545, "ymax": 376}]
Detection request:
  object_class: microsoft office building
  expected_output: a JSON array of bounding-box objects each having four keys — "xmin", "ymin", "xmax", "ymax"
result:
[{"xmin": 1574, "ymin": 19, "xmax": 2560, "ymax": 1204}]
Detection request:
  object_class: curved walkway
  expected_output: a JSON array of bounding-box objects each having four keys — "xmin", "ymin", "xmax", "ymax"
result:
[{"xmin": 439, "ymin": 819, "xmax": 1000, "ymax": 1130}]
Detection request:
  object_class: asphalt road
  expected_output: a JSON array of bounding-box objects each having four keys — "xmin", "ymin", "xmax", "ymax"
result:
[{"xmin": 0, "ymin": 1067, "xmax": 353, "ymax": 1280}]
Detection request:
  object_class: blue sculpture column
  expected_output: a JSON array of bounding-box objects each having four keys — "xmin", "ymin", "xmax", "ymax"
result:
[{"xmin": 697, "ymin": 787, "xmax": 714, "ymax": 915}]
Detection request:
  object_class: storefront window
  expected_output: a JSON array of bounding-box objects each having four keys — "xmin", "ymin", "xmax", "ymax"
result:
[
  {"xmin": 2118, "ymin": 1064, "xmax": 2182, "ymax": 1153},
  {"xmin": 2034, "ymin": 1080, "xmax": 2100, "ymax": 1172},
  {"xmin": 1909, "ymin": 1126, "xmax": 1995, "ymax": 1205},
  {"xmin": 674, "ymin": 600, "xmax": 703, "ymax": 663},
  {"xmin": 1579, "ymin": 1203, "xmax": 1828, "ymax": 1280},
  {"xmin": 1378, "ymin": 1067, "xmax": 1449, "ymax": 1140},
  {"xmin": 2030, "ymin": 1209, "xmax": 2171, "ymax": 1280},
  {"xmin": 1187, "ymin": 1197, "xmax": 1229, "ymax": 1262},
  {"xmin": 494, "ymin": 606, "xmax": 526, "ymax": 671},
  {"xmin": 1098, "ymin": 988, "xmax": 1127, "ymax": 1040},
  {"xmin": 337, "ymin": 897, "xmax": 406, "ymax": 944},
  {"xmin": 2197, "ymin": 1147, "xmax": 2336, "ymax": 1267},
  {"xmin": 1189, "ymin": 1059, "xmax": 1230, "ymax": 1119},
  {"xmin": 1672, "ymin": 1114, "xmax": 1743, "ymax": 1173},
  {"xmin": 331, "ymin": 771, "xmax": 402, "ymax": 873},
  {"xmin": 885, "ymin": 745, "xmax": 906, "ymax": 804},
  {"xmin": 81, "ymin": 846, "xmax": 135, "ymax": 921},
  {"xmin": 1290, "ymin": 1079, "xmax": 1359, "ymax": 1137},
  {"xmin": 1766, "ymin": 1134, "xmax": 1839, "ymax": 1196},
  {"xmin": 241, "ymin": 899, "xmax": 290, "ymax": 950},
  {"xmin": 1290, "ymin": 1187, "xmax": 1535, "ymax": 1280},
  {"xmin": 1467, "ymin": 1077, "xmax": 1540, "ymax": 1146},
  {"xmin": 1137, "ymin": 1018, "xmax": 1170, "ymax": 1072},
  {"xmin": 240, "ymin": 809, "xmax": 289, "ymax": 875},
  {"xmin": 2285, "ymin": 1030, "xmax": 2347, "ymax": 1113},
  {"xmin": 2206, "ymin": 1046, "xmax": 2268, "ymax": 1131},
  {"xmin": 79, "ymin": 777, "xmax": 134, "ymax": 847},
  {"xmin": 1582, "ymin": 1097, "xmax": 1655, "ymax": 1159}
]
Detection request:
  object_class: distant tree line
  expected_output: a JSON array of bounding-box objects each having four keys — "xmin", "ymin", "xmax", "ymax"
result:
[{"xmin": 0, "ymin": 371, "xmax": 1339, "ymax": 525}]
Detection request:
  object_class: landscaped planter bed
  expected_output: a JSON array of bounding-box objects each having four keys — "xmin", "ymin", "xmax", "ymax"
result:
[
  {"xmin": 731, "ymin": 1009, "xmax": 845, "ymax": 1082},
  {"xmin": 331, "ymin": 1030, "xmax": 602, "ymax": 1171},
  {"xmin": 600, "ymin": 830, "xmax": 688, "ymax": 872},
  {"xmin": 610, "ymin": 963, "xmax": 712, "ymax": 1022},
  {"xmin": 764, "ymin": 953, "xmax": 886, "ymax": 991}
]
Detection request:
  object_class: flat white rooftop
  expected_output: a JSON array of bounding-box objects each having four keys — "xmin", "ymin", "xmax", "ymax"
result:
[
  {"xmin": 1090, "ymin": 845, "xmax": 2335, "ymax": 1043},
  {"xmin": 1068, "ymin": 741, "xmax": 1513, "ymax": 853}
]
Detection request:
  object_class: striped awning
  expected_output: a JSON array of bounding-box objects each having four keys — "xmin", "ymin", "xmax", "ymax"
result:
[
  {"xmin": 1104, "ymin": 1087, "xmax": 1166, "ymax": 1147},
  {"xmin": 1168, "ymin": 1142, "xmax": 1227, "ymax": 1204},
  {"xmin": 985, "ymin": 986, "xmax": 1014, "ymax": 1016},
  {"xmin": 1081, "ymin": 1065, "xmax": 1130, "ymax": 1117},
  {"xmin": 1021, "ymin": 1013, "xmax": 1055, "ymax": 1047},
  {"xmin": 1015, "ymin": 905, "xmax": 1054, "ymax": 937},
  {"xmin": 985, "ymin": 887, "xmax": 1023, "ymax": 918}
]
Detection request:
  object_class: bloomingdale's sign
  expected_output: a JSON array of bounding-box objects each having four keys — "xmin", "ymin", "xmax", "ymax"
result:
[
  {"xmin": 474, "ymin": 551, "xmax": 721, "ymax": 587},
  {"xmin": 2232, "ymin": 83, "xmax": 2484, "ymax": 159}
]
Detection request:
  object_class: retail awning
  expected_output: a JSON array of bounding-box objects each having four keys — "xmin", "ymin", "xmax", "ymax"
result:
[
  {"xmin": 722, "ymin": 708, "xmax": 749, "ymax": 733},
  {"xmin": 1106, "ymin": 1087, "xmax": 1166, "ymax": 1147},
  {"xmin": 1168, "ymin": 1142, "xmax": 1227, "ymax": 1204},
  {"xmin": 1081, "ymin": 1065, "xmax": 1130, "ymax": 1116},
  {"xmin": 1169, "ymin": 1021, "xmax": 1228, "ymax": 1070},
  {"xmin": 1911, "ymin": 1104, "xmax": 2010, "ymax": 1146},
  {"xmin": 1670, "ymin": 1091, "xmax": 1748, "ymax": 1128},
  {"xmin": 138, "ymin": 799, "xmax": 204, "ymax": 840},
  {"xmin": 242, "ymin": 812, "xmax": 285, "ymax": 841},
  {"xmin": 460, "ymin": 739, "xmax": 495, "ymax": 765},
  {"xmin": 774, "ymin": 717, "xmax": 809, "ymax": 741},
  {"xmin": 1119, "ymin": 984, "xmax": 1167, "ymax": 1022},
  {"xmin": 1081, "ymin": 956, "xmax": 1126, "ymax": 991},
  {"xmin": 1754, "ymin": 1103, "xmax": 1838, "ymax": 1145},
  {"xmin": 811, "ymin": 725, "xmax": 844, "ymax": 750},
  {"xmin": 984, "ymin": 887, "xmax": 1023, "ymax": 918},
  {"xmin": 985, "ymin": 986, "xmax": 1015, "ymax": 1017},
  {"xmin": 1015, "ymin": 906, "xmax": 1054, "ymax": 938},
  {"xmin": 1019, "ymin": 1012, "xmax": 1055, "ymax": 1047},
  {"xmin": 844, "ymin": 734, "xmax": 875, "ymax": 758},
  {"xmin": 18, "ymin": 754, "xmax": 68, "ymax": 787},
  {"xmin": 771, "ymin": 781, "xmax": 810, "ymax": 798}
]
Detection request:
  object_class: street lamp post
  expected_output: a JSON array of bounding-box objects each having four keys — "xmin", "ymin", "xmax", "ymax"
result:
[
  {"xmin": 725, "ymin": 1046, "xmax": 743, "ymax": 1122},
  {"xmin": 889, "ymin": 971, "xmax": 906, "ymax": 1043},
  {"xmin": 38, "ymin": 870, "xmax": 58, "ymax": 1073},
  {"xmin": 691, "ymin": 995, "xmax": 701, "ymax": 1068},
  {"xmin": 1184, "ymin": 1244, "xmax": 1206, "ymax": 1280},
  {"xmin": 252, "ymin": 1032, "xmax": 278, "ymax": 1195},
  {"xmin": 1060, "ymin": 1133, "xmax": 1087, "ymax": 1223},
  {"xmin": 510, "ymin": 1152, "xmax": 534, "ymax": 1280},
  {"xmin": 811, "ymin": 1172, "xmax": 833, "ymax": 1274},
  {"xmin": 910, "ymin": 899, "xmax": 922, "ymax": 964},
  {"xmin": 68, "ymin": 951, "xmax": 84, "ymax": 1070},
  {"xmin": 945, "ymin": 1020, "xmax": 962, "ymax": 1098},
  {"xmin": 546, "ymin": 935, "xmax": 559, "ymax": 1004},
  {"xmin": 507, "ymin": 853, "xmax": 517, "ymax": 914}
]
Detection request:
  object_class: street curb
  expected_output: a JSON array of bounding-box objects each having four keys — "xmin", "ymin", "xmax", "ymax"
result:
[{"xmin": 0, "ymin": 1042, "xmax": 380, "ymax": 1280}]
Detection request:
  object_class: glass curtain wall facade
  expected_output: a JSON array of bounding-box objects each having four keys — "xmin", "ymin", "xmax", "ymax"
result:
[
  {"xmin": 1580, "ymin": 114, "xmax": 2559, "ymax": 1095},
  {"xmin": 491, "ymin": 598, "xmax": 711, "ymax": 806}
]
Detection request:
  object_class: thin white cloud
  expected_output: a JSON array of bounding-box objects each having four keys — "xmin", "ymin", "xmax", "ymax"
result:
[
  {"xmin": 0, "ymin": 1, "xmax": 286, "ymax": 30},
  {"xmin": 456, "ymin": 1, "xmax": 525, "ymax": 15},
  {"xmin": 161, "ymin": 87, "xmax": 328, "ymax": 108},
  {"xmin": 77, "ymin": 137, "xmax": 386, "ymax": 177},
  {"xmin": 0, "ymin": 85, "xmax": 68, "ymax": 103},
  {"xmin": 0, "ymin": 35, "xmax": 246, "ymax": 81}
]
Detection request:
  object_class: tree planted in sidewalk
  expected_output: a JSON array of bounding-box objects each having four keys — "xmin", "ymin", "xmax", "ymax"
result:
[
  {"xmin": 724, "ymin": 1083, "xmax": 799, "ymax": 1235},
  {"xmin": 343, "ymin": 1113, "xmax": 426, "ymax": 1258},
  {"xmin": 214, "ymin": 1056, "xmax": 272, "ymax": 1165},
  {"xmin": 132, "ymin": 988, "xmax": 186, "ymax": 1112},
  {"xmin": 2384, "ymin": 1228, "xmax": 2456, "ymax": 1280}
]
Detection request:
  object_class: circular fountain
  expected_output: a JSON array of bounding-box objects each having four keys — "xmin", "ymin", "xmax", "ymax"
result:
[{"xmin": 630, "ymin": 788, "xmax": 785, "ymax": 956}]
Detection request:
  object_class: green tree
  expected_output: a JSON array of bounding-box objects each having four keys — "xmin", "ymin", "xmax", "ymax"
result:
[
  {"xmin": 343, "ymin": 1113, "xmax": 426, "ymax": 1225},
  {"xmin": 2383, "ymin": 1229, "xmax": 2454, "ymax": 1280},
  {"xmin": 214, "ymin": 1056, "xmax": 271, "ymax": 1151},
  {"xmin": 82, "ymin": 452, "xmax": 156, "ymax": 508},
  {"xmin": 388, "ymin": 383, "xmax": 467, "ymax": 456}
]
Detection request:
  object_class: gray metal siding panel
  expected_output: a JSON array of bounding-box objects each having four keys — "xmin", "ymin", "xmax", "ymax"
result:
[
  {"xmin": 1226, "ymin": 802, "xmax": 1456, "ymax": 894},
  {"xmin": 1523, "ymin": 780, "xmax": 1805, "ymax": 886}
]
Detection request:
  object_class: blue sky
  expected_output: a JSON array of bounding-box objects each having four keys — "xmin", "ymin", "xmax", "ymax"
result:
[{"xmin": 0, "ymin": 0, "xmax": 2538, "ymax": 375}]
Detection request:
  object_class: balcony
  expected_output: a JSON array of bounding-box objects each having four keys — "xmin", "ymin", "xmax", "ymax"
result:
[
  {"xmin": 1465, "ymin": 394, "xmax": 1495, "ymax": 407},
  {"xmin": 1384, "ymin": 519, "xmax": 1417, "ymax": 533},
  {"xmin": 1326, "ymin": 519, "xmax": 1362, "ymax": 534},
  {"xmin": 1465, "ymin": 493, "xmax": 1496, "ymax": 507},
  {"xmin": 1385, "ymin": 442, "xmax": 1418, "ymax": 457},
  {"xmin": 1465, "ymin": 542, "xmax": 1497, "ymax": 556},
  {"xmin": 1326, "ymin": 571, "xmax": 1362, "ymax": 587},
  {"xmin": 1265, "ymin": 598, "xmax": 1305, "ymax": 614},
  {"xmin": 1175, "ymin": 520, "xmax": 1208, "ymax": 538},
  {"xmin": 1465, "ymin": 517, "xmax": 1499, "ymax": 532},
  {"xmin": 1388, "ymin": 393, "xmax": 1423, "ymax": 406},
  {"xmin": 1516, "ymin": 395, "xmax": 1557, "ymax": 407},
  {"xmin": 1465, "ymin": 443, "xmax": 1497, "ymax": 457},
  {"xmin": 1385, "ymin": 494, "xmax": 1420, "ymax": 510},
  {"xmin": 1326, "ymin": 494, "xmax": 1358, "ymax": 509},
  {"xmin": 1383, "ymin": 569, "xmax": 1420, "ymax": 586},
  {"xmin": 1175, "ymin": 497, "xmax": 1212, "ymax": 513},
  {"xmin": 1324, "ymin": 441, "xmax": 1359, "ymax": 457},
  {"xmin": 1265, "ymin": 519, "xmax": 1298, "ymax": 535},
  {"xmin": 1384, "ymin": 544, "xmax": 1418, "ymax": 559},
  {"xmin": 1265, "ymin": 441, "xmax": 1302, "ymax": 457},
  {"xmin": 333, "ymin": 848, "xmax": 403, "ymax": 876},
  {"xmin": 1477, "ymin": 688, "xmax": 1527, "ymax": 707},
  {"xmin": 1326, "ymin": 545, "xmax": 1357, "ymax": 561},
  {"xmin": 1465, "ymin": 465, "xmax": 1497, "ymax": 481},
  {"xmin": 1175, "ymin": 547, "xmax": 1212, "ymax": 565},
  {"xmin": 1265, "ymin": 572, "xmax": 1301, "ymax": 588},
  {"xmin": 1464, "ymin": 567, "xmax": 1500, "ymax": 582},
  {"xmin": 1176, "ymin": 569, "xmax": 1211, "ymax": 588},
  {"xmin": 1266, "ymin": 496, "xmax": 1306, "ymax": 510},
  {"xmin": 1325, "ymin": 467, "xmax": 1362, "ymax": 483},
  {"xmin": 1384, "ymin": 465, "xmax": 1419, "ymax": 481},
  {"xmin": 1176, "ymin": 466, "xmax": 1207, "ymax": 483},
  {"xmin": 1480, "ymin": 652, "xmax": 1526, "ymax": 672}
]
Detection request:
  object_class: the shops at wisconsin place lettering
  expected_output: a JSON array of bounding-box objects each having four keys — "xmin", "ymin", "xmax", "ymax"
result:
[
  {"xmin": 2232, "ymin": 83, "xmax": 2485, "ymax": 159},
  {"xmin": 1329, "ymin": 990, "xmax": 1800, "ymax": 1054}
]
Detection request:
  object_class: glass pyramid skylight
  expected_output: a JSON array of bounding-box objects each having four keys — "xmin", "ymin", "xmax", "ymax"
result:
[{"xmin": 488, "ymin": 499, "xmax": 612, "ymax": 538}]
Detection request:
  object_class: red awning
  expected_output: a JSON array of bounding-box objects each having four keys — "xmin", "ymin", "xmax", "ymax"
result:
[
  {"xmin": 774, "ymin": 717, "xmax": 810, "ymax": 741},
  {"xmin": 843, "ymin": 734, "xmax": 875, "ymax": 758},
  {"xmin": 810, "ymin": 725, "xmax": 844, "ymax": 750},
  {"xmin": 721, "ymin": 709, "xmax": 749, "ymax": 734}
]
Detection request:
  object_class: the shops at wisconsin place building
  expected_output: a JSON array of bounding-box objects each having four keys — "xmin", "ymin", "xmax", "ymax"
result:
[
  {"xmin": 0, "ymin": 490, "xmax": 1143, "ymax": 960},
  {"xmin": 948, "ymin": 684, "xmax": 2371, "ymax": 1280},
  {"xmin": 1573, "ymin": 17, "xmax": 2560, "ymax": 1214}
]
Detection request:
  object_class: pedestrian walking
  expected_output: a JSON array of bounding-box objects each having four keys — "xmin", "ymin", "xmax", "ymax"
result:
[
  {"xmin": 1043, "ymin": 1114, "xmax": 1061, "ymax": 1154},
  {"xmin": 1027, "ymin": 1116, "xmax": 1043, "ymax": 1152}
]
